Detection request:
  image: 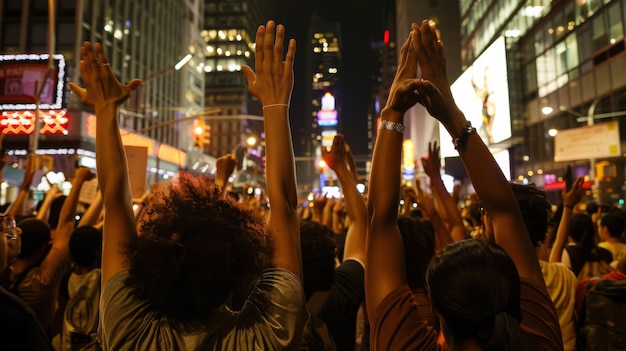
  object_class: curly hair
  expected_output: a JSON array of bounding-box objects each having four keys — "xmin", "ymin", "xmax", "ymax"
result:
[
  {"xmin": 299, "ymin": 220, "xmax": 337, "ymax": 299},
  {"xmin": 124, "ymin": 172, "xmax": 272, "ymax": 322}
]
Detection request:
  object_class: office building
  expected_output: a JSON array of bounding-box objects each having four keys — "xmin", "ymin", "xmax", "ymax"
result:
[
  {"xmin": 458, "ymin": 0, "xmax": 626, "ymax": 204},
  {"xmin": 0, "ymin": 0, "xmax": 206, "ymax": 186},
  {"xmin": 202, "ymin": 0, "xmax": 271, "ymax": 178}
]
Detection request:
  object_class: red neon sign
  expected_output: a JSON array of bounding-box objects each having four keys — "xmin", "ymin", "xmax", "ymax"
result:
[{"xmin": 1, "ymin": 110, "xmax": 69, "ymax": 135}]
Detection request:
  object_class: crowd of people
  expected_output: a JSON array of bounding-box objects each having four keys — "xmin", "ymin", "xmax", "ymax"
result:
[{"xmin": 1, "ymin": 18, "xmax": 625, "ymax": 351}]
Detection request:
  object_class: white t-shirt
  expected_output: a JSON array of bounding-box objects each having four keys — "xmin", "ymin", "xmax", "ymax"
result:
[{"xmin": 62, "ymin": 269, "xmax": 101, "ymax": 351}]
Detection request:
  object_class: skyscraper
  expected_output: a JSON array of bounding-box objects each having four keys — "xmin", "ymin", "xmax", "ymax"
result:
[
  {"xmin": 202, "ymin": 0, "xmax": 272, "ymax": 176},
  {"xmin": 0, "ymin": 0, "xmax": 205, "ymax": 182}
]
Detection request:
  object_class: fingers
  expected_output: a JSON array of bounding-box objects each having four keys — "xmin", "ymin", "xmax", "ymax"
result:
[
  {"xmin": 395, "ymin": 33, "xmax": 412, "ymax": 78},
  {"xmin": 263, "ymin": 20, "xmax": 276, "ymax": 72},
  {"xmin": 95, "ymin": 43, "xmax": 109, "ymax": 65},
  {"xmin": 415, "ymin": 179, "xmax": 424, "ymax": 196},
  {"xmin": 285, "ymin": 39, "xmax": 296, "ymax": 72},
  {"xmin": 67, "ymin": 82, "xmax": 87, "ymax": 101},
  {"xmin": 241, "ymin": 66, "xmax": 256, "ymax": 89},
  {"xmin": 125, "ymin": 79, "xmax": 143, "ymax": 92},
  {"xmin": 274, "ymin": 24, "xmax": 285, "ymax": 71},
  {"xmin": 254, "ymin": 25, "xmax": 265, "ymax": 73},
  {"xmin": 332, "ymin": 134, "xmax": 344, "ymax": 151}
]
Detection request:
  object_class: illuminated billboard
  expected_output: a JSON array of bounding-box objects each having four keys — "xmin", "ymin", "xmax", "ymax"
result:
[
  {"xmin": 440, "ymin": 37, "xmax": 511, "ymax": 157},
  {"xmin": 317, "ymin": 92, "xmax": 338, "ymax": 126},
  {"xmin": 0, "ymin": 54, "xmax": 66, "ymax": 110}
]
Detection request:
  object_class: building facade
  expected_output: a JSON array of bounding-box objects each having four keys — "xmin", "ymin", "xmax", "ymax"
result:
[
  {"xmin": 460, "ymin": 0, "xmax": 626, "ymax": 205},
  {"xmin": 202, "ymin": 0, "xmax": 271, "ymax": 176},
  {"xmin": 0, "ymin": 0, "xmax": 207, "ymax": 186}
]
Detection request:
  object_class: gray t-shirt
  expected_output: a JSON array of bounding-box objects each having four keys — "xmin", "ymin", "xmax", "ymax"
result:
[{"xmin": 99, "ymin": 268, "xmax": 308, "ymax": 351}]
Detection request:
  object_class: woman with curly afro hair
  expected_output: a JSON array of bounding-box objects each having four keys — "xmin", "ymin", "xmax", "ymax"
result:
[{"xmin": 69, "ymin": 20, "xmax": 308, "ymax": 350}]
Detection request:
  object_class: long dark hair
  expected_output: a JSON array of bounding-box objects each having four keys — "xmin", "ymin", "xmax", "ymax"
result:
[
  {"xmin": 569, "ymin": 213, "xmax": 598, "ymax": 260},
  {"xmin": 426, "ymin": 239, "xmax": 524, "ymax": 351}
]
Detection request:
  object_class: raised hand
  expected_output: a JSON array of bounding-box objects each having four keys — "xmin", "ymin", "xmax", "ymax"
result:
[
  {"xmin": 421, "ymin": 141, "xmax": 441, "ymax": 179},
  {"xmin": 21, "ymin": 153, "xmax": 39, "ymax": 191},
  {"xmin": 241, "ymin": 21, "xmax": 295, "ymax": 107},
  {"xmin": 415, "ymin": 180, "xmax": 436, "ymax": 218},
  {"xmin": 383, "ymin": 33, "xmax": 422, "ymax": 114},
  {"xmin": 411, "ymin": 21, "xmax": 461, "ymax": 123},
  {"xmin": 215, "ymin": 153, "xmax": 237, "ymax": 195},
  {"xmin": 74, "ymin": 166, "xmax": 95, "ymax": 181},
  {"xmin": 562, "ymin": 176, "xmax": 585, "ymax": 208},
  {"xmin": 68, "ymin": 42, "xmax": 142, "ymax": 111},
  {"xmin": 322, "ymin": 134, "xmax": 348, "ymax": 172}
]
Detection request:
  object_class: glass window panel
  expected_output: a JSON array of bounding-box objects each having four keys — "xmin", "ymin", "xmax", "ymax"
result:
[
  {"xmin": 554, "ymin": 11, "xmax": 567, "ymax": 39},
  {"xmin": 565, "ymin": 32, "xmax": 579, "ymax": 71},
  {"xmin": 3, "ymin": 23, "xmax": 20, "ymax": 46},
  {"xmin": 523, "ymin": 33, "xmax": 535, "ymax": 63},
  {"xmin": 544, "ymin": 48, "xmax": 558, "ymax": 94},
  {"xmin": 30, "ymin": 22, "xmax": 47, "ymax": 45},
  {"xmin": 608, "ymin": 2, "xmax": 624, "ymax": 43},
  {"xmin": 58, "ymin": 22, "xmax": 75, "ymax": 45},
  {"xmin": 587, "ymin": 0, "xmax": 603, "ymax": 16},
  {"xmin": 535, "ymin": 29, "xmax": 545, "ymax": 55},
  {"xmin": 556, "ymin": 41, "xmax": 567, "ymax": 77},
  {"xmin": 578, "ymin": 25, "xmax": 593, "ymax": 72},
  {"xmin": 592, "ymin": 12, "xmax": 607, "ymax": 51},
  {"xmin": 525, "ymin": 61, "xmax": 538, "ymax": 95}
]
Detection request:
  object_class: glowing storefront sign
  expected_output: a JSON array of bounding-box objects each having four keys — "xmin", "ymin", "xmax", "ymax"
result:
[
  {"xmin": 1, "ymin": 110, "xmax": 69, "ymax": 135},
  {"xmin": 0, "ymin": 54, "xmax": 66, "ymax": 110}
]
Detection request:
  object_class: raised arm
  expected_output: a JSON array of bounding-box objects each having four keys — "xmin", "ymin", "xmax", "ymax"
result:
[
  {"xmin": 367, "ymin": 32, "xmax": 422, "ymax": 314},
  {"xmin": 415, "ymin": 180, "xmax": 453, "ymax": 252},
  {"xmin": 413, "ymin": 21, "xmax": 543, "ymax": 285},
  {"xmin": 35, "ymin": 184, "xmax": 64, "ymax": 222},
  {"xmin": 7, "ymin": 154, "xmax": 38, "ymax": 217},
  {"xmin": 39, "ymin": 167, "xmax": 93, "ymax": 282},
  {"xmin": 323, "ymin": 134, "xmax": 367, "ymax": 267},
  {"xmin": 422, "ymin": 141, "xmax": 466, "ymax": 242},
  {"xmin": 241, "ymin": 21, "xmax": 301, "ymax": 278},
  {"xmin": 68, "ymin": 42, "xmax": 142, "ymax": 286},
  {"xmin": 549, "ymin": 176, "xmax": 585, "ymax": 263},
  {"xmin": 78, "ymin": 189, "xmax": 104, "ymax": 228},
  {"xmin": 214, "ymin": 153, "xmax": 237, "ymax": 197}
]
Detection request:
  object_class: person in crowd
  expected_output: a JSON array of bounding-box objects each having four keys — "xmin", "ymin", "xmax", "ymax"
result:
[
  {"xmin": 60, "ymin": 225, "xmax": 102, "ymax": 351},
  {"xmin": 57, "ymin": 188, "xmax": 104, "ymax": 351},
  {"xmin": 365, "ymin": 19, "xmax": 562, "ymax": 350},
  {"xmin": 6, "ymin": 168, "xmax": 93, "ymax": 337},
  {"xmin": 298, "ymin": 134, "xmax": 365, "ymax": 351},
  {"xmin": 550, "ymin": 177, "xmax": 613, "ymax": 278},
  {"xmin": 68, "ymin": 20, "xmax": 307, "ymax": 350},
  {"xmin": 0, "ymin": 213, "xmax": 55, "ymax": 350},
  {"xmin": 598, "ymin": 211, "xmax": 626, "ymax": 267},
  {"xmin": 6, "ymin": 154, "xmax": 38, "ymax": 220},
  {"xmin": 508, "ymin": 182, "xmax": 577, "ymax": 351},
  {"xmin": 461, "ymin": 200, "xmax": 482, "ymax": 239},
  {"xmin": 421, "ymin": 141, "xmax": 467, "ymax": 245}
]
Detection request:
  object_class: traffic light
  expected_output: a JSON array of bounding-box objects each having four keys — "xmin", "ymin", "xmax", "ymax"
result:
[
  {"xmin": 203, "ymin": 123, "xmax": 211, "ymax": 146},
  {"xmin": 193, "ymin": 118, "xmax": 205, "ymax": 148}
]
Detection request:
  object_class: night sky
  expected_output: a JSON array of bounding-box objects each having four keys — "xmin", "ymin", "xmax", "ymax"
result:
[{"xmin": 274, "ymin": 0, "xmax": 388, "ymax": 156}]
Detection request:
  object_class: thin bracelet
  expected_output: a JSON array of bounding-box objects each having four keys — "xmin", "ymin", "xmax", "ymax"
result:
[
  {"xmin": 379, "ymin": 119, "xmax": 405, "ymax": 134},
  {"xmin": 263, "ymin": 103, "xmax": 289, "ymax": 109}
]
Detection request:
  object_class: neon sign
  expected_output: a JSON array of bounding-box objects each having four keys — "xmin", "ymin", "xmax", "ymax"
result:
[
  {"xmin": 0, "ymin": 54, "xmax": 66, "ymax": 110},
  {"xmin": 1, "ymin": 110, "xmax": 69, "ymax": 135}
]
